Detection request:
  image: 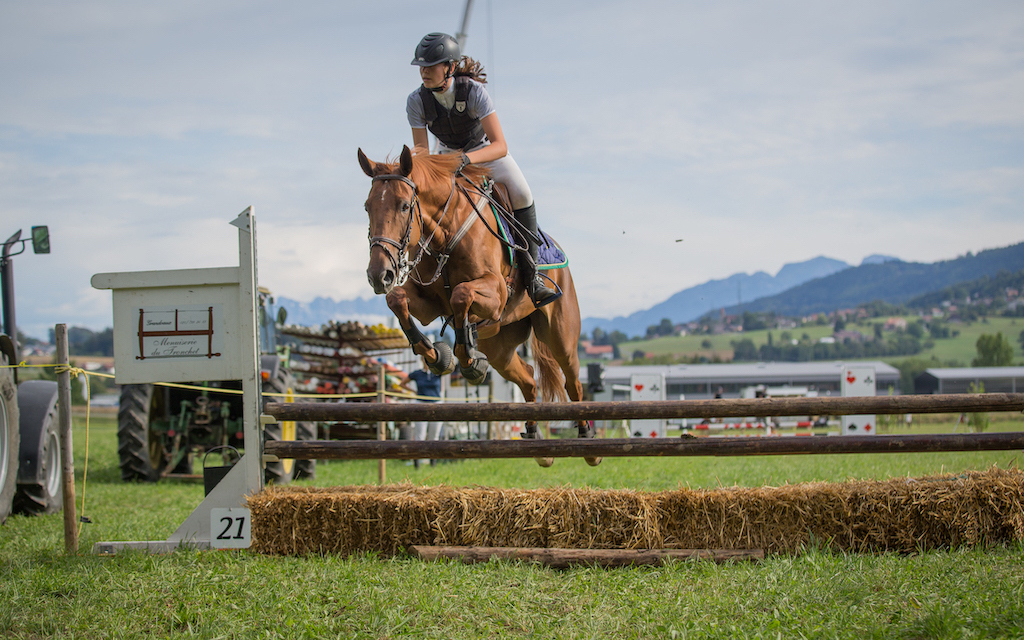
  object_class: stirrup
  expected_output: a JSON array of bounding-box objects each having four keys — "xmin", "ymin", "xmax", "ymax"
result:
[{"xmin": 529, "ymin": 275, "xmax": 561, "ymax": 308}]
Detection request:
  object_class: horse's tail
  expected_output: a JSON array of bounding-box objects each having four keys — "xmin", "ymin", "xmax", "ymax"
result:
[{"xmin": 532, "ymin": 334, "xmax": 567, "ymax": 403}]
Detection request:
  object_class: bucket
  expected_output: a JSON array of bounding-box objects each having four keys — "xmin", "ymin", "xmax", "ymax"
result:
[{"xmin": 203, "ymin": 445, "xmax": 240, "ymax": 496}]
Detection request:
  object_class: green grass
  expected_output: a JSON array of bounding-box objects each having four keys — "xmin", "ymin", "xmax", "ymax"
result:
[
  {"xmin": 617, "ymin": 316, "xmax": 1024, "ymax": 366},
  {"xmin": 2, "ymin": 412, "xmax": 1023, "ymax": 638}
]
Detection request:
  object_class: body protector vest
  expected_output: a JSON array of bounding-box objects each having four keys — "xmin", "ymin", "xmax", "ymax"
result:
[{"xmin": 418, "ymin": 76, "xmax": 486, "ymax": 151}]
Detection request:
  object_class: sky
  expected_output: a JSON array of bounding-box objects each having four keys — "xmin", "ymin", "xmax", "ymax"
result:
[{"xmin": 2, "ymin": 0, "xmax": 1023, "ymax": 341}]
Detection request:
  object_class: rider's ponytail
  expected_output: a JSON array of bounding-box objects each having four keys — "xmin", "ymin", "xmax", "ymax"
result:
[{"xmin": 453, "ymin": 57, "xmax": 487, "ymax": 84}]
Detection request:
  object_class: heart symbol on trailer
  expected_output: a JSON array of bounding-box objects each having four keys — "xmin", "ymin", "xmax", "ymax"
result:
[
  {"xmin": 634, "ymin": 384, "xmax": 644, "ymax": 392},
  {"xmin": 846, "ymin": 373, "xmax": 856, "ymax": 384}
]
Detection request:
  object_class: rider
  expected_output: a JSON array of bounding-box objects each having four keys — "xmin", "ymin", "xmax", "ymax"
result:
[{"xmin": 407, "ymin": 32, "xmax": 560, "ymax": 308}]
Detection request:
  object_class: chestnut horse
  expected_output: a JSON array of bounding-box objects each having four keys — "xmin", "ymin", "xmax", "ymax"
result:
[{"xmin": 358, "ymin": 145, "xmax": 598, "ymax": 466}]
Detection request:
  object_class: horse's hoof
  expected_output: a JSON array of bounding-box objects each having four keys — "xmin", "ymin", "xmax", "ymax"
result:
[
  {"xmin": 427, "ymin": 341, "xmax": 456, "ymax": 376},
  {"xmin": 585, "ymin": 457, "xmax": 602, "ymax": 467},
  {"xmin": 535, "ymin": 457, "xmax": 555, "ymax": 468},
  {"xmin": 460, "ymin": 353, "xmax": 489, "ymax": 385},
  {"xmin": 577, "ymin": 420, "xmax": 596, "ymax": 439}
]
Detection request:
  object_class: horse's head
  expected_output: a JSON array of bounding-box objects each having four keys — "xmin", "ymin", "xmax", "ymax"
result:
[{"xmin": 358, "ymin": 145, "xmax": 417, "ymax": 295}]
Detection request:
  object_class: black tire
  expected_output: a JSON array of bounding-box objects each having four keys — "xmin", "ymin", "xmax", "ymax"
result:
[
  {"xmin": 117, "ymin": 384, "xmax": 165, "ymax": 482},
  {"xmin": 293, "ymin": 420, "xmax": 317, "ymax": 480},
  {"xmin": 13, "ymin": 380, "xmax": 62, "ymax": 516},
  {"xmin": 0, "ymin": 354, "xmax": 20, "ymax": 524}
]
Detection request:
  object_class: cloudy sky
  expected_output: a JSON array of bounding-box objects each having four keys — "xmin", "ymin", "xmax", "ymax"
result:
[{"xmin": 2, "ymin": 0, "xmax": 1023, "ymax": 340}]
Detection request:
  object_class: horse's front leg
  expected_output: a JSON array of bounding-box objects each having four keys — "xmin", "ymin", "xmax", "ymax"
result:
[
  {"xmin": 386, "ymin": 285, "xmax": 455, "ymax": 375},
  {"xmin": 449, "ymin": 275, "xmax": 506, "ymax": 384}
]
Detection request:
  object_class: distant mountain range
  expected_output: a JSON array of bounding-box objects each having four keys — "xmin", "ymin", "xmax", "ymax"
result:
[
  {"xmin": 276, "ymin": 240, "xmax": 1024, "ymax": 338},
  {"xmin": 725, "ymin": 241, "xmax": 1024, "ymax": 319}
]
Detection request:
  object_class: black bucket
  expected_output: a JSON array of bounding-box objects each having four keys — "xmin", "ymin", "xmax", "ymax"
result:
[{"xmin": 203, "ymin": 445, "xmax": 240, "ymax": 496}]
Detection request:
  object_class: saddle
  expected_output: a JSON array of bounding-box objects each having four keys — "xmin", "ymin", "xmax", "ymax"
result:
[{"xmin": 476, "ymin": 182, "xmax": 568, "ymax": 272}]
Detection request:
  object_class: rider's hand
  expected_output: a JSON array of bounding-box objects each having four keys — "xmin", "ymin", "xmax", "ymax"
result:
[{"xmin": 456, "ymin": 153, "xmax": 471, "ymax": 176}]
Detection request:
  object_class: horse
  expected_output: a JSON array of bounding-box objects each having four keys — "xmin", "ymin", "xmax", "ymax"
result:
[{"xmin": 357, "ymin": 145, "xmax": 599, "ymax": 466}]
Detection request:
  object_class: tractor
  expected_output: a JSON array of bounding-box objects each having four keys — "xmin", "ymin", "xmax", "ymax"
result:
[
  {"xmin": 1, "ymin": 225, "xmax": 63, "ymax": 523},
  {"xmin": 116, "ymin": 287, "xmax": 316, "ymax": 485}
]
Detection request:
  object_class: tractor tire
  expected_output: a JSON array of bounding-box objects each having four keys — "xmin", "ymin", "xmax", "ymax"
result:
[
  {"xmin": 293, "ymin": 420, "xmax": 317, "ymax": 480},
  {"xmin": 0, "ymin": 354, "xmax": 19, "ymax": 524},
  {"xmin": 13, "ymin": 380, "xmax": 62, "ymax": 516},
  {"xmin": 118, "ymin": 383, "xmax": 165, "ymax": 482}
]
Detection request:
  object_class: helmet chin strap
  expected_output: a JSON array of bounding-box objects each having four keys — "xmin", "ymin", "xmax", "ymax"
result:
[{"xmin": 428, "ymin": 62, "xmax": 456, "ymax": 93}]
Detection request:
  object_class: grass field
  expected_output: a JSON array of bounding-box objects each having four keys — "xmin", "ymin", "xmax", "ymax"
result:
[
  {"xmin": 618, "ymin": 316, "xmax": 1024, "ymax": 367},
  {"xmin": 2, "ymin": 410, "xmax": 1023, "ymax": 638}
]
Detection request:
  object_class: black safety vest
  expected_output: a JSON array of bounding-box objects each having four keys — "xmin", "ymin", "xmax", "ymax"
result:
[{"xmin": 418, "ymin": 76, "xmax": 487, "ymax": 151}]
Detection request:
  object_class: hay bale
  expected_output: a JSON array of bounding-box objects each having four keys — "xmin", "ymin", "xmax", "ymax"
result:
[{"xmin": 247, "ymin": 467, "xmax": 1024, "ymax": 556}]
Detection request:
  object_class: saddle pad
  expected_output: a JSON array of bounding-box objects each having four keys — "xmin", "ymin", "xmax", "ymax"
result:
[{"xmin": 494, "ymin": 211, "xmax": 568, "ymax": 270}]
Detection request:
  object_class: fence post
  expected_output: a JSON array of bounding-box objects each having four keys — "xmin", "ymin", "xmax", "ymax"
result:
[
  {"xmin": 377, "ymin": 361, "xmax": 386, "ymax": 485},
  {"xmin": 54, "ymin": 324, "xmax": 78, "ymax": 554}
]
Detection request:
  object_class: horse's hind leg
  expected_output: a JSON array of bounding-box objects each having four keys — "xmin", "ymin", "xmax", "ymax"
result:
[
  {"xmin": 530, "ymin": 273, "xmax": 601, "ymax": 466},
  {"xmin": 481, "ymin": 320, "xmax": 553, "ymax": 468}
]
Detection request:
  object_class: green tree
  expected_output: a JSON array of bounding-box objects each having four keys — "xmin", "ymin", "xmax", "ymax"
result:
[{"xmin": 972, "ymin": 332, "xmax": 1014, "ymax": 366}]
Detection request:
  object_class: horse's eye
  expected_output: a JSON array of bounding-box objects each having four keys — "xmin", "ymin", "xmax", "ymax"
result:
[{"xmin": 401, "ymin": 202, "xmax": 411, "ymax": 213}]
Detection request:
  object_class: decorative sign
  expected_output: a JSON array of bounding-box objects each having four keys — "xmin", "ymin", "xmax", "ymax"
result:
[
  {"xmin": 841, "ymin": 366, "xmax": 876, "ymax": 435},
  {"xmin": 134, "ymin": 305, "xmax": 224, "ymax": 361},
  {"xmin": 630, "ymin": 373, "xmax": 666, "ymax": 437}
]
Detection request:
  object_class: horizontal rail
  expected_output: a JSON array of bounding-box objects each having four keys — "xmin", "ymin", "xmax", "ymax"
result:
[
  {"xmin": 264, "ymin": 393, "xmax": 1024, "ymax": 423},
  {"xmin": 264, "ymin": 431, "xmax": 1024, "ymax": 460}
]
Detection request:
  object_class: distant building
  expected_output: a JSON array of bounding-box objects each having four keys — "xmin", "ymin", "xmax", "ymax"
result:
[
  {"xmin": 914, "ymin": 367, "xmax": 1024, "ymax": 394},
  {"xmin": 584, "ymin": 361, "xmax": 901, "ymax": 401}
]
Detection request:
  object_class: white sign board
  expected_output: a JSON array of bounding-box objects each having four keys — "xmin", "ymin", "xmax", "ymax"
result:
[
  {"xmin": 210, "ymin": 508, "xmax": 252, "ymax": 549},
  {"xmin": 841, "ymin": 366, "xmax": 876, "ymax": 435},
  {"xmin": 630, "ymin": 373, "xmax": 666, "ymax": 437},
  {"xmin": 92, "ymin": 268, "xmax": 245, "ymax": 385}
]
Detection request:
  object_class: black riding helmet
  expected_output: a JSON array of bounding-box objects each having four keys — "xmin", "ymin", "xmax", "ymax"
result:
[{"xmin": 411, "ymin": 32, "xmax": 461, "ymax": 67}]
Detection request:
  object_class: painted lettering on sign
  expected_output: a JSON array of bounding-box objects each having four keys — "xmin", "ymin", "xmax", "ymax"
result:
[{"xmin": 135, "ymin": 305, "xmax": 224, "ymax": 360}]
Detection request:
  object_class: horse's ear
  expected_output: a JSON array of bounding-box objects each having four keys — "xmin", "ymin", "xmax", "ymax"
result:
[
  {"xmin": 399, "ymin": 145, "xmax": 413, "ymax": 178},
  {"xmin": 357, "ymin": 148, "xmax": 374, "ymax": 178}
]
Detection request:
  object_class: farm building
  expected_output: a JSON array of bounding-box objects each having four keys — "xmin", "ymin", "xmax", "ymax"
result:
[
  {"xmin": 914, "ymin": 367, "xmax": 1024, "ymax": 394},
  {"xmin": 583, "ymin": 361, "xmax": 902, "ymax": 401}
]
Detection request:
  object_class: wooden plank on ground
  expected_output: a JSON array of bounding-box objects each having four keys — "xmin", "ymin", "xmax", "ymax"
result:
[{"xmin": 408, "ymin": 545, "xmax": 764, "ymax": 568}]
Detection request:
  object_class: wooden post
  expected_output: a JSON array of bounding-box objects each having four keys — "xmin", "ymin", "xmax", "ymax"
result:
[
  {"xmin": 377, "ymin": 361, "xmax": 386, "ymax": 485},
  {"xmin": 54, "ymin": 324, "xmax": 78, "ymax": 554}
]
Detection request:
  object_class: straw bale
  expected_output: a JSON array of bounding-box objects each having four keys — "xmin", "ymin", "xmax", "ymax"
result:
[{"xmin": 247, "ymin": 467, "xmax": 1024, "ymax": 557}]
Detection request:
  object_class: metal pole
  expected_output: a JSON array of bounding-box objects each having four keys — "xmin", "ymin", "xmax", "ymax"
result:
[
  {"xmin": 54, "ymin": 324, "xmax": 78, "ymax": 554},
  {"xmin": 377, "ymin": 362, "xmax": 386, "ymax": 484},
  {"xmin": 1, "ymin": 230, "xmax": 22, "ymax": 361}
]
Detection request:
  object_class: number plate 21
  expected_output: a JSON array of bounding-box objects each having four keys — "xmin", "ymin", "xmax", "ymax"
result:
[{"xmin": 210, "ymin": 508, "xmax": 251, "ymax": 549}]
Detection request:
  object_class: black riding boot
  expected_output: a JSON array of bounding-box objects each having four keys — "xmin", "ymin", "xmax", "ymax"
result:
[{"xmin": 513, "ymin": 204, "xmax": 561, "ymax": 308}]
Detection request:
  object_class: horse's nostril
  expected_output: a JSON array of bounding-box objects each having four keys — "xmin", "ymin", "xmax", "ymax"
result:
[{"xmin": 382, "ymin": 270, "xmax": 395, "ymax": 286}]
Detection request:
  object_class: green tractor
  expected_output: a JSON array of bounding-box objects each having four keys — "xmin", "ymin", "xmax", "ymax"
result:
[
  {"xmin": 116, "ymin": 288, "xmax": 315, "ymax": 484},
  {"xmin": 2, "ymin": 226, "xmax": 63, "ymax": 523}
]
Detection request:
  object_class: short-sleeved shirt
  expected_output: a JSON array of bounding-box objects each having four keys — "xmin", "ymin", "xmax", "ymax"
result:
[
  {"xmin": 407, "ymin": 78, "xmax": 496, "ymax": 130},
  {"xmin": 408, "ymin": 369, "xmax": 442, "ymax": 401}
]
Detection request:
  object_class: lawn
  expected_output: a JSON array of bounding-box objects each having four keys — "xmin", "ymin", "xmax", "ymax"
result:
[
  {"xmin": 616, "ymin": 315, "xmax": 1024, "ymax": 367},
  {"xmin": 1, "ymin": 410, "xmax": 1023, "ymax": 638}
]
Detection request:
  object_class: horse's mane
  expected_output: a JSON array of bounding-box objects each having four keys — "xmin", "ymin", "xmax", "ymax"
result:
[{"xmin": 397, "ymin": 153, "xmax": 489, "ymax": 192}]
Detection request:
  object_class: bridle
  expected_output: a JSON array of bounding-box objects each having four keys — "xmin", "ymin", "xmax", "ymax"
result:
[{"xmin": 368, "ymin": 173, "xmax": 462, "ymax": 288}]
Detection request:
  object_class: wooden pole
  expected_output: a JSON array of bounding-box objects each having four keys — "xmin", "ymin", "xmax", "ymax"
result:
[
  {"xmin": 266, "ymin": 392, "xmax": 1024, "ymax": 423},
  {"xmin": 376, "ymin": 361, "xmax": 386, "ymax": 485},
  {"xmin": 265, "ymin": 431, "xmax": 1024, "ymax": 461},
  {"xmin": 409, "ymin": 545, "xmax": 764, "ymax": 568},
  {"xmin": 54, "ymin": 324, "xmax": 78, "ymax": 554}
]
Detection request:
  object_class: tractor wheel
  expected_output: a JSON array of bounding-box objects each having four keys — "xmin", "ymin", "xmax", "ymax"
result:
[
  {"xmin": 118, "ymin": 384, "xmax": 166, "ymax": 482},
  {"xmin": 293, "ymin": 420, "xmax": 317, "ymax": 480},
  {"xmin": 0, "ymin": 354, "xmax": 19, "ymax": 524},
  {"xmin": 13, "ymin": 380, "xmax": 62, "ymax": 516}
]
